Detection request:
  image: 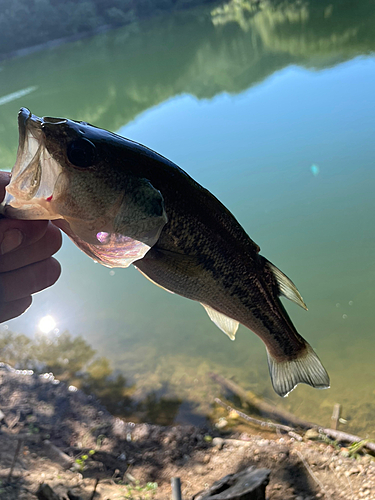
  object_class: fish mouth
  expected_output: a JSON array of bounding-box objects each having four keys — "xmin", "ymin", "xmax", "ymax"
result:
[{"xmin": 1, "ymin": 108, "xmax": 64, "ymax": 220}]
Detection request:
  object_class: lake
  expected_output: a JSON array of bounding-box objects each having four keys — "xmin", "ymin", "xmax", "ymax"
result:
[{"xmin": 0, "ymin": 0, "xmax": 374, "ymax": 436}]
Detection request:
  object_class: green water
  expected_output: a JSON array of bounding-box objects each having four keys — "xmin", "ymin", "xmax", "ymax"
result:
[{"xmin": 0, "ymin": 0, "xmax": 374, "ymax": 435}]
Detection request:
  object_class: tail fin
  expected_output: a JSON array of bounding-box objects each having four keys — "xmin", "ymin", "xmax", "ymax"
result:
[{"xmin": 267, "ymin": 343, "xmax": 330, "ymax": 397}]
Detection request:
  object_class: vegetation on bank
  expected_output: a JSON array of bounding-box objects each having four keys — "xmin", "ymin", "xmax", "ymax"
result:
[
  {"xmin": 0, "ymin": 329, "xmax": 183, "ymax": 424},
  {"xmin": 0, "ymin": 0, "xmax": 219, "ymax": 56},
  {"xmin": 0, "ymin": 328, "xmax": 132, "ymax": 414}
]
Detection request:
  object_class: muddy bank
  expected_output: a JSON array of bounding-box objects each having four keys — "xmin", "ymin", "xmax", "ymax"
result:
[{"xmin": 0, "ymin": 364, "xmax": 375, "ymax": 499}]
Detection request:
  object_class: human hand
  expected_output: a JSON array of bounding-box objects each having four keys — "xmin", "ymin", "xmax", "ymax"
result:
[{"xmin": 0, "ymin": 171, "xmax": 62, "ymax": 323}]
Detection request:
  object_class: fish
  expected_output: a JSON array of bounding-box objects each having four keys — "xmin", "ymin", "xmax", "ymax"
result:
[{"xmin": 1, "ymin": 107, "xmax": 330, "ymax": 397}]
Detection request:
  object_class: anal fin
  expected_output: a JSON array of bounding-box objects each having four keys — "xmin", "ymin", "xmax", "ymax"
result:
[{"xmin": 201, "ymin": 303, "xmax": 239, "ymax": 341}]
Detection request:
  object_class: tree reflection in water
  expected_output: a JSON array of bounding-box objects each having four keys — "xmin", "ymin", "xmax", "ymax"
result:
[{"xmin": 0, "ymin": 329, "xmax": 188, "ymax": 423}]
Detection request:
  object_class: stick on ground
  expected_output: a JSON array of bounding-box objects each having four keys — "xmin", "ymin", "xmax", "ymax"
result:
[
  {"xmin": 7, "ymin": 437, "xmax": 23, "ymax": 483},
  {"xmin": 215, "ymin": 398, "xmax": 303, "ymax": 441},
  {"xmin": 211, "ymin": 373, "xmax": 375, "ymax": 453},
  {"xmin": 209, "ymin": 372, "xmax": 315, "ymax": 429}
]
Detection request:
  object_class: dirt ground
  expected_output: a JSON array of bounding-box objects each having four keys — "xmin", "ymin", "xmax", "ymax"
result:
[{"xmin": 1, "ymin": 363, "xmax": 375, "ymax": 500}]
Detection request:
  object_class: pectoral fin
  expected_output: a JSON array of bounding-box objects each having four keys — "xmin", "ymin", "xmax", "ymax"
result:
[
  {"xmin": 114, "ymin": 177, "xmax": 168, "ymax": 247},
  {"xmin": 201, "ymin": 303, "xmax": 239, "ymax": 341},
  {"xmin": 54, "ymin": 219, "xmax": 151, "ymax": 268}
]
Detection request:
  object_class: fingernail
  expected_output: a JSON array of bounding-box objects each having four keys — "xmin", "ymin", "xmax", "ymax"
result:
[{"xmin": 1, "ymin": 229, "xmax": 23, "ymax": 254}]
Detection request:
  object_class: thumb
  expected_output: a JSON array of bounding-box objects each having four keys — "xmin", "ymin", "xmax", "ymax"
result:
[{"xmin": 0, "ymin": 171, "xmax": 11, "ymax": 203}]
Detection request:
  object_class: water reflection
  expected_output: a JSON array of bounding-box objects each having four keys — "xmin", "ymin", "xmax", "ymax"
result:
[
  {"xmin": 0, "ymin": 86, "xmax": 37, "ymax": 106},
  {"xmin": 137, "ymin": 391, "xmax": 183, "ymax": 426},
  {"xmin": 0, "ymin": 329, "xmax": 132, "ymax": 414},
  {"xmin": 0, "ymin": 0, "xmax": 374, "ymax": 169},
  {"xmin": 0, "ymin": 328, "xmax": 196, "ymax": 422}
]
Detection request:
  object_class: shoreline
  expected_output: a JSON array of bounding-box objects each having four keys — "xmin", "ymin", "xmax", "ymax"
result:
[
  {"xmin": 1, "ymin": 364, "xmax": 375, "ymax": 499},
  {"xmin": 0, "ymin": 1, "xmax": 221, "ymax": 62},
  {"xmin": 0, "ymin": 25, "xmax": 113, "ymax": 62}
]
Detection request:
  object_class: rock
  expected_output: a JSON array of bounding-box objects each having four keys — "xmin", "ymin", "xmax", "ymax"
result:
[
  {"xmin": 112, "ymin": 418, "xmax": 125, "ymax": 436},
  {"xmin": 132, "ymin": 423, "xmax": 150, "ymax": 441},
  {"xmin": 226, "ymin": 439, "xmax": 250, "ymax": 448},
  {"xmin": 304, "ymin": 429, "xmax": 320, "ymax": 441},
  {"xmin": 194, "ymin": 466, "xmax": 270, "ymax": 500},
  {"xmin": 258, "ymin": 439, "xmax": 269, "ymax": 447},
  {"xmin": 239, "ymin": 433, "xmax": 252, "ymax": 441},
  {"xmin": 346, "ymin": 467, "xmax": 360, "ymax": 476},
  {"xmin": 67, "ymin": 491, "xmax": 84, "ymax": 500},
  {"xmin": 212, "ymin": 437, "xmax": 224, "ymax": 450},
  {"xmin": 36, "ymin": 484, "xmax": 61, "ymax": 500},
  {"xmin": 215, "ymin": 418, "xmax": 228, "ymax": 429}
]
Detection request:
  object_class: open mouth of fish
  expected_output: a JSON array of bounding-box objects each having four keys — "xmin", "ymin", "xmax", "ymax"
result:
[
  {"xmin": 0, "ymin": 108, "xmax": 167, "ymax": 268},
  {"xmin": 2, "ymin": 108, "xmax": 66, "ymax": 220}
]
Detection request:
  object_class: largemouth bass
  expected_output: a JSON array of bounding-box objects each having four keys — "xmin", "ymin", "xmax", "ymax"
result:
[{"xmin": 1, "ymin": 108, "xmax": 330, "ymax": 397}]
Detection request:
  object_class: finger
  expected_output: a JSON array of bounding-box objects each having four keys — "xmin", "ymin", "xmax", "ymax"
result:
[
  {"xmin": 0, "ymin": 257, "xmax": 61, "ymax": 302},
  {"xmin": 0, "ymin": 223, "xmax": 62, "ymax": 273},
  {"xmin": 0, "ymin": 296, "xmax": 32, "ymax": 323},
  {"xmin": 0, "ymin": 171, "xmax": 11, "ymax": 202},
  {"xmin": 0, "ymin": 219, "xmax": 50, "ymax": 254}
]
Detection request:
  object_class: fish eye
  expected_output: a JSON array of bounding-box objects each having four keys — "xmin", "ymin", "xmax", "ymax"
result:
[{"xmin": 67, "ymin": 138, "xmax": 96, "ymax": 168}]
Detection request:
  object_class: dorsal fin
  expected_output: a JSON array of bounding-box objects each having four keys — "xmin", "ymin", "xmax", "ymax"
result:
[
  {"xmin": 267, "ymin": 261, "xmax": 308, "ymax": 310},
  {"xmin": 201, "ymin": 303, "xmax": 239, "ymax": 341}
]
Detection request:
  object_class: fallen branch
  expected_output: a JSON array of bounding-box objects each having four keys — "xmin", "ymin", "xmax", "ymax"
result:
[
  {"xmin": 209, "ymin": 372, "xmax": 315, "ymax": 429},
  {"xmin": 211, "ymin": 373, "xmax": 375, "ymax": 453},
  {"xmin": 215, "ymin": 399, "xmax": 303, "ymax": 441},
  {"xmin": 7, "ymin": 437, "xmax": 23, "ymax": 482},
  {"xmin": 317, "ymin": 428, "xmax": 375, "ymax": 454}
]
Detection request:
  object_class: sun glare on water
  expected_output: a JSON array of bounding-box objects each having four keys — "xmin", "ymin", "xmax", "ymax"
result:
[{"xmin": 38, "ymin": 315, "xmax": 56, "ymax": 334}]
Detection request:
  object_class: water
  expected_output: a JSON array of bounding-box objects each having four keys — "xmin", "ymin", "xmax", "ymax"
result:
[{"xmin": 0, "ymin": 1, "xmax": 374, "ymax": 435}]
